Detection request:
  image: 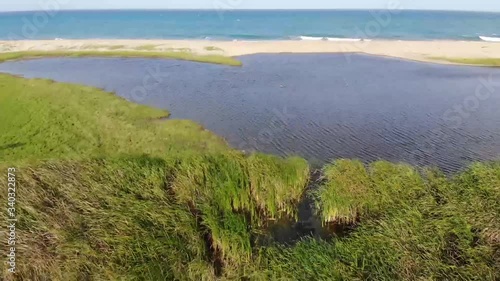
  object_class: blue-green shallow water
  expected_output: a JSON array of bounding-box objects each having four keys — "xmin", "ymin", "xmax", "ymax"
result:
[
  {"xmin": 1, "ymin": 54, "xmax": 499, "ymax": 172},
  {"xmin": 1, "ymin": 10, "xmax": 499, "ymax": 41}
]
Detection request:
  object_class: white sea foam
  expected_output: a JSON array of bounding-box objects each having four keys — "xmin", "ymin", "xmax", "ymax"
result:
[
  {"xmin": 296, "ymin": 36, "xmax": 371, "ymax": 42},
  {"xmin": 326, "ymin": 37, "xmax": 372, "ymax": 42},
  {"xmin": 298, "ymin": 36, "xmax": 325, "ymax": 41},
  {"xmin": 326, "ymin": 37, "xmax": 360, "ymax": 42},
  {"xmin": 479, "ymin": 36, "xmax": 500, "ymax": 42}
]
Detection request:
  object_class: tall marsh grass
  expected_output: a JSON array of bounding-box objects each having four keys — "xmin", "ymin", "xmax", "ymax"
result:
[
  {"xmin": 0, "ymin": 73, "xmax": 498, "ymax": 280},
  {"xmin": 261, "ymin": 161, "xmax": 499, "ymax": 280},
  {"xmin": 314, "ymin": 160, "xmax": 428, "ymax": 224},
  {"xmin": 171, "ymin": 152, "xmax": 310, "ymax": 264},
  {"xmin": 247, "ymin": 154, "xmax": 310, "ymax": 220}
]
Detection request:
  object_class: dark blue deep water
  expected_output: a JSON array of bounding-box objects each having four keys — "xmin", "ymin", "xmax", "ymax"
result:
[
  {"xmin": 1, "ymin": 10, "xmax": 500, "ymax": 41},
  {"xmin": 1, "ymin": 54, "xmax": 500, "ymax": 172}
]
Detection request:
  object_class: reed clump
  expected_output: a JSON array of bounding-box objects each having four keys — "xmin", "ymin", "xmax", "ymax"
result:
[
  {"xmin": 314, "ymin": 160, "xmax": 429, "ymax": 224},
  {"xmin": 171, "ymin": 152, "xmax": 310, "ymax": 264}
]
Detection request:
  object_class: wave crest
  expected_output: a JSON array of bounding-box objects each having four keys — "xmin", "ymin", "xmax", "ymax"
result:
[
  {"xmin": 294, "ymin": 36, "xmax": 371, "ymax": 42},
  {"xmin": 479, "ymin": 36, "xmax": 500, "ymax": 42},
  {"xmin": 297, "ymin": 36, "xmax": 325, "ymax": 41},
  {"xmin": 326, "ymin": 37, "xmax": 371, "ymax": 42}
]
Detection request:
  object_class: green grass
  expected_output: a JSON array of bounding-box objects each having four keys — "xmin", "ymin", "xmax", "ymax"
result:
[
  {"xmin": 171, "ymin": 152, "xmax": 309, "ymax": 265},
  {"xmin": 313, "ymin": 160, "xmax": 428, "ymax": 224},
  {"xmin": 247, "ymin": 154, "xmax": 310, "ymax": 220},
  {"xmin": 0, "ymin": 157, "xmax": 214, "ymax": 280},
  {"xmin": 0, "ymin": 50, "xmax": 242, "ymax": 66},
  {"xmin": 165, "ymin": 47, "xmax": 193, "ymax": 53},
  {"xmin": 0, "ymin": 74, "xmax": 229, "ymax": 165},
  {"xmin": 204, "ymin": 46, "xmax": 224, "ymax": 52},
  {"xmin": 0, "ymin": 73, "xmax": 309, "ymax": 279},
  {"xmin": 431, "ymin": 57, "xmax": 500, "ymax": 67},
  {"xmin": 81, "ymin": 44, "xmax": 127, "ymax": 50},
  {"xmin": 0, "ymin": 69, "xmax": 498, "ymax": 280},
  {"xmin": 134, "ymin": 44, "xmax": 159, "ymax": 51},
  {"xmin": 313, "ymin": 159, "xmax": 372, "ymax": 224},
  {"xmin": 260, "ymin": 161, "xmax": 499, "ymax": 280}
]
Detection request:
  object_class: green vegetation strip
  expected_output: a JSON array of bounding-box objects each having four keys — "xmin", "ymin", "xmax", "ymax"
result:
[
  {"xmin": 0, "ymin": 74, "xmax": 229, "ymax": 164},
  {"xmin": 0, "ymin": 73, "xmax": 498, "ymax": 280},
  {"xmin": 431, "ymin": 57, "xmax": 500, "ymax": 67},
  {"xmin": 0, "ymin": 50, "xmax": 242, "ymax": 66},
  {"xmin": 204, "ymin": 46, "xmax": 224, "ymax": 51}
]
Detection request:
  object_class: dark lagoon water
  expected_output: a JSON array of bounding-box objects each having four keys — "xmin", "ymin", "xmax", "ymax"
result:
[{"xmin": 1, "ymin": 54, "xmax": 500, "ymax": 172}]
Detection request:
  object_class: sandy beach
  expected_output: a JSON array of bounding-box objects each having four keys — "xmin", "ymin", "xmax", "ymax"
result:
[{"xmin": 1, "ymin": 39, "xmax": 499, "ymax": 64}]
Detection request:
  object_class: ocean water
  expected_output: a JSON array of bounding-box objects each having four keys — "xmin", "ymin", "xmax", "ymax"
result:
[
  {"xmin": 1, "ymin": 55, "xmax": 499, "ymax": 172},
  {"xmin": 0, "ymin": 10, "xmax": 499, "ymax": 41}
]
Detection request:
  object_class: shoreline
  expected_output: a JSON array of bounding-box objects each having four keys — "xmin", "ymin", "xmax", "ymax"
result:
[{"xmin": 1, "ymin": 39, "xmax": 500, "ymax": 66}]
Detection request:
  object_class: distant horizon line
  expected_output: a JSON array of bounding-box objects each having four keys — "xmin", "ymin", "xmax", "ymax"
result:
[{"xmin": 1, "ymin": 8, "xmax": 500, "ymax": 13}]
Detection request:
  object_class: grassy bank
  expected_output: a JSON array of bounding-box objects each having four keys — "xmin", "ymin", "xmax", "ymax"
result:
[
  {"xmin": 0, "ymin": 74, "xmax": 310, "ymax": 279},
  {"xmin": 0, "ymin": 73, "xmax": 498, "ymax": 280},
  {"xmin": 0, "ymin": 74, "xmax": 230, "ymax": 164},
  {"xmin": 431, "ymin": 57, "xmax": 500, "ymax": 67},
  {"xmin": 0, "ymin": 50, "xmax": 242, "ymax": 66},
  {"xmin": 262, "ymin": 161, "xmax": 500, "ymax": 280}
]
